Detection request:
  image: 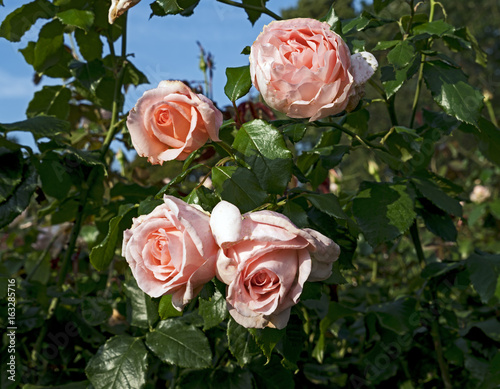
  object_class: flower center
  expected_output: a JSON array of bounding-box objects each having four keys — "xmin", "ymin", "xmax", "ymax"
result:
[{"xmin": 154, "ymin": 107, "xmax": 172, "ymax": 126}]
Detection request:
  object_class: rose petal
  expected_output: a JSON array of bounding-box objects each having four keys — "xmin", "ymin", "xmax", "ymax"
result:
[
  {"xmin": 303, "ymin": 228, "xmax": 340, "ymax": 282},
  {"xmin": 351, "ymin": 52, "xmax": 378, "ymax": 86},
  {"xmin": 210, "ymin": 201, "xmax": 243, "ymax": 247}
]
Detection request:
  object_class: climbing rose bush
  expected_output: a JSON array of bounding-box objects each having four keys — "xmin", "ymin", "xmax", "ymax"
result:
[
  {"xmin": 249, "ymin": 18, "xmax": 377, "ymax": 121},
  {"xmin": 126, "ymin": 80, "xmax": 222, "ymax": 164}
]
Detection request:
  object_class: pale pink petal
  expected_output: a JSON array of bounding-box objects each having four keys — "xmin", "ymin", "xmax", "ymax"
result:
[{"xmin": 210, "ymin": 200, "xmax": 243, "ymax": 247}]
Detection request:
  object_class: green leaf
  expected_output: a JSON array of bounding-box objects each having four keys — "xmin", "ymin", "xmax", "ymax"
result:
[
  {"xmin": 224, "ymin": 66, "xmax": 252, "ymax": 102},
  {"xmin": 373, "ymin": 0, "xmax": 391, "ymax": 13},
  {"xmin": 74, "ymin": 28, "xmax": 103, "ymax": 61},
  {"xmin": 199, "ymin": 289, "xmax": 228, "ymax": 330},
  {"xmin": 150, "ymin": 0, "xmax": 200, "ymax": 17},
  {"xmin": 212, "ymin": 166, "xmax": 267, "ymax": 213},
  {"xmin": 466, "ymin": 252, "xmax": 500, "ymax": 304},
  {"xmin": 248, "ymin": 327, "xmax": 285, "ymax": 363},
  {"xmin": 155, "ymin": 163, "xmax": 206, "ymax": 197},
  {"xmin": 423, "ymin": 60, "xmax": 484, "ymax": 125},
  {"xmin": 123, "ymin": 61, "xmax": 149, "ymax": 87},
  {"xmin": 352, "ymin": 182, "xmax": 416, "ymax": 247},
  {"xmin": 342, "ymin": 11, "xmax": 394, "ymax": 34},
  {"xmin": 146, "ymin": 319, "xmax": 212, "ymax": 368},
  {"xmin": 381, "ymin": 57, "xmax": 420, "ymax": 98},
  {"xmin": 232, "ymin": 119, "xmax": 292, "ymax": 194},
  {"xmin": 184, "ymin": 186, "xmax": 219, "ymax": 213},
  {"xmin": 158, "ymin": 295, "xmax": 183, "ymax": 319},
  {"xmin": 479, "ymin": 352, "xmax": 500, "ymax": 389},
  {"xmin": 227, "ymin": 318, "xmax": 261, "ymax": 367},
  {"xmin": 282, "ymin": 198, "xmax": 309, "ymax": 228},
  {"xmin": 85, "ymin": 335, "xmax": 148, "ymax": 389},
  {"xmin": 212, "ymin": 367, "xmax": 254, "ymax": 388},
  {"xmin": 321, "ymin": 4, "xmax": 342, "ymax": 34},
  {"xmin": 420, "ymin": 206, "xmax": 457, "ymax": 242},
  {"xmin": 0, "ymin": 147, "xmax": 24, "ymax": 203},
  {"xmin": 313, "ymin": 302, "xmax": 357, "ymax": 363},
  {"xmin": 465, "ymin": 27, "xmax": 487, "ymax": 67},
  {"xmin": 138, "ymin": 197, "xmax": 163, "ymax": 215},
  {"xmin": 0, "ymin": 163, "xmax": 37, "ymax": 229},
  {"xmin": 56, "ymin": 9, "xmax": 94, "ymax": 31},
  {"xmin": 124, "ymin": 277, "xmax": 159, "ymax": 329},
  {"xmin": 279, "ymin": 315, "xmax": 305, "ymax": 369},
  {"xmin": 373, "ymin": 40, "xmax": 399, "ymax": 51},
  {"xmin": 81, "ymin": 297, "xmax": 113, "ymax": 326},
  {"xmin": 90, "ymin": 204, "xmax": 138, "ymax": 271},
  {"xmin": 110, "ymin": 182, "xmax": 158, "ymax": 204},
  {"xmin": 367, "ymin": 297, "xmax": 418, "ymax": 335},
  {"xmin": 412, "ymin": 20, "xmax": 454, "ymax": 37},
  {"xmin": 467, "ymin": 318, "xmax": 500, "ymax": 342},
  {"xmin": 412, "ymin": 176, "xmax": 462, "ymax": 216},
  {"xmin": 387, "ymin": 40, "xmax": 415, "ymax": 70},
  {"xmin": 251, "ymin": 355, "xmax": 294, "ymax": 389},
  {"xmin": 0, "ymin": 116, "xmax": 70, "ymax": 139},
  {"xmin": 304, "ymin": 192, "xmax": 348, "ymax": 220},
  {"xmin": 33, "ymin": 19, "xmax": 64, "ymax": 73},
  {"xmin": 37, "ymin": 151, "xmax": 73, "ymax": 200},
  {"xmin": 69, "ymin": 59, "xmax": 106, "ymax": 91},
  {"xmin": 281, "ymin": 122, "xmax": 308, "ymax": 143},
  {"xmin": 469, "ymin": 118, "xmax": 500, "ymax": 166},
  {"xmin": 151, "ymin": 0, "xmax": 182, "ymax": 14},
  {"xmin": 27, "ymin": 85, "xmax": 71, "ymax": 120},
  {"xmin": 0, "ymin": 0, "xmax": 55, "ymax": 42},
  {"xmin": 242, "ymin": 0, "xmax": 268, "ymax": 24},
  {"xmin": 421, "ymin": 261, "xmax": 462, "ymax": 280}
]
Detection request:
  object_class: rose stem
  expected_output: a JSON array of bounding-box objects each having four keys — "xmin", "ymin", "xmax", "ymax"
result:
[
  {"xmin": 409, "ymin": 0, "xmax": 436, "ymax": 128},
  {"xmin": 31, "ymin": 12, "xmax": 129, "ymax": 367}
]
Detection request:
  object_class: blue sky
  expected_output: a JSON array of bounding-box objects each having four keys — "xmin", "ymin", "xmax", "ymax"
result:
[
  {"xmin": 0, "ymin": 0, "xmax": 365, "ymax": 151},
  {"xmin": 0, "ymin": 0, "xmax": 299, "ymax": 126}
]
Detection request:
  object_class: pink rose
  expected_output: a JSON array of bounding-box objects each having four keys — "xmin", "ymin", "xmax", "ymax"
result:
[
  {"xmin": 210, "ymin": 201, "xmax": 340, "ymax": 329},
  {"xmin": 249, "ymin": 18, "xmax": 377, "ymax": 121},
  {"xmin": 122, "ymin": 195, "xmax": 218, "ymax": 310},
  {"xmin": 126, "ymin": 80, "xmax": 222, "ymax": 164}
]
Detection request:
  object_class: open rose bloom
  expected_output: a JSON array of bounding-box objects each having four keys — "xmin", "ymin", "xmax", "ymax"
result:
[
  {"xmin": 127, "ymin": 80, "xmax": 222, "ymax": 164},
  {"xmin": 250, "ymin": 18, "xmax": 378, "ymax": 121},
  {"xmin": 122, "ymin": 196, "xmax": 218, "ymax": 310},
  {"xmin": 210, "ymin": 201, "xmax": 340, "ymax": 329}
]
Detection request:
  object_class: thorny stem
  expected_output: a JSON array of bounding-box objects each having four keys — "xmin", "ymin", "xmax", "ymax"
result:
[
  {"xmin": 215, "ymin": 141, "xmax": 237, "ymax": 161},
  {"xmin": 367, "ymin": 79, "xmax": 399, "ymax": 127},
  {"xmin": 409, "ymin": 0, "xmax": 436, "ymax": 128},
  {"xmin": 409, "ymin": 220, "xmax": 426, "ymax": 267},
  {"xmin": 322, "ymin": 121, "xmax": 389, "ymax": 152},
  {"xmin": 216, "ymin": 0, "xmax": 282, "ymax": 21},
  {"xmin": 32, "ymin": 12, "xmax": 129, "ymax": 366},
  {"xmin": 232, "ymin": 100, "xmax": 243, "ymax": 127},
  {"xmin": 102, "ymin": 13, "xmax": 128, "ymax": 159},
  {"xmin": 484, "ymin": 93, "xmax": 498, "ymax": 127},
  {"xmin": 431, "ymin": 314, "xmax": 453, "ymax": 389}
]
